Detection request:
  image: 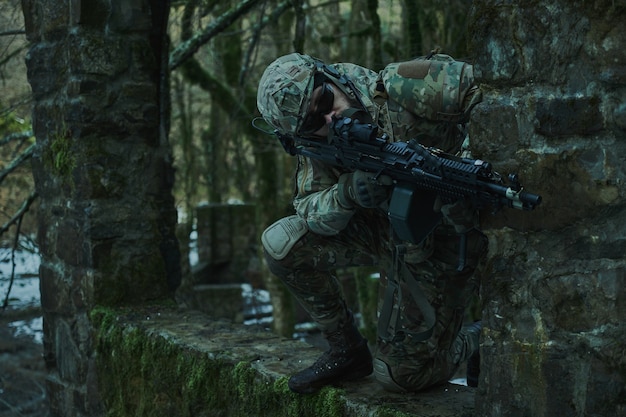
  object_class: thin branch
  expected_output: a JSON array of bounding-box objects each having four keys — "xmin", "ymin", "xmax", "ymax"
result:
[
  {"xmin": 239, "ymin": 0, "xmax": 292, "ymax": 85},
  {"xmin": 0, "ymin": 30, "xmax": 25, "ymax": 37},
  {"xmin": 0, "ymin": 46, "xmax": 25, "ymax": 67},
  {"xmin": 292, "ymin": 0, "xmax": 306, "ymax": 53},
  {"xmin": 0, "ymin": 190, "xmax": 38, "ymax": 237},
  {"xmin": 1, "ymin": 96, "xmax": 33, "ymax": 117},
  {"xmin": 0, "ymin": 190, "xmax": 37, "ymax": 310},
  {"xmin": 169, "ymin": 0, "xmax": 264, "ymax": 70},
  {"xmin": 0, "ymin": 142, "xmax": 34, "ymax": 186},
  {"xmin": 1, "ymin": 130, "xmax": 33, "ymax": 146},
  {"xmin": 1, "ymin": 208, "xmax": 23, "ymax": 310}
]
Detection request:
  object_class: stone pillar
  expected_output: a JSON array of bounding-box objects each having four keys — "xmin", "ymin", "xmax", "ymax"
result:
[
  {"xmin": 468, "ymin": 1, "xmax": 625, "ymax": 416},
  {"xmin": 21, "ymin": 1, "xmax": 180, "ymax": 416}
]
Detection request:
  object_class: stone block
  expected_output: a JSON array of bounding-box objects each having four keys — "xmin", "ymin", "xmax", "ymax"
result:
[
  {"xmin": 470, "ymin": 101, "xmax": 520, "ymax": 162},
  {"xmin": 535, "ymin": 96, "xmax": 603, "ymax": 137},
  {"xmin": 190, "ymin": 284, "xmax": 245, "ymax": 322}
]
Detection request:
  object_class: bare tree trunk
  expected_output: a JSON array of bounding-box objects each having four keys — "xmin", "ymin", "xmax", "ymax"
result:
[{"xmin": 402, "ymin": 0, "xmax": 423, "ymax": 57}]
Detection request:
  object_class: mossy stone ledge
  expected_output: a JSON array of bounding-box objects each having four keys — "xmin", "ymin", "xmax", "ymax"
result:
[{"xmin": 92, "ymin": 306, "xmax": 475, "ymax": 417}]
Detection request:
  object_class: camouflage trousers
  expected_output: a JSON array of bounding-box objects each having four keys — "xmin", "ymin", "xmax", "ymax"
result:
[{"xmin": 264, "ymin": 209, "xmax": 488, "ymax": 392}]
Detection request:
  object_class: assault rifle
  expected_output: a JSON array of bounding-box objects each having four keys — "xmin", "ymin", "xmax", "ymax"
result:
[{"xmin": 275, "ymin": 116, "xmax": 542, "ymax": 245}]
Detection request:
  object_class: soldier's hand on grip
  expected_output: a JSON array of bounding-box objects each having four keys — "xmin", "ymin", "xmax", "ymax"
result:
[{"xmin": 338, "ymin": 170, "xmax": 393, "ymax": 209}]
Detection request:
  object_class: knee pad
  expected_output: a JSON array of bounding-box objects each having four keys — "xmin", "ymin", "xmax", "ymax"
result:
[
  {"xmin": 261, "ymin": 215, "xmax": 308, "ymax": 261},
  {"xmin": 373, "ymin": 358, "xmax": 407, "ymax": 393}
]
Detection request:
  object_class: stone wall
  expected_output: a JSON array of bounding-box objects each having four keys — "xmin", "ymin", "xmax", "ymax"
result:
[
  {"xmin": 468, "ymin": 1, "xmax": 625, "ymax": 415},
  {"xmin": 21, "ymin": 1, "xmax": 180, "ymax": 416}
]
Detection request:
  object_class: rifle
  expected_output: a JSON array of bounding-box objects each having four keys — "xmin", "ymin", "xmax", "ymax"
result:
[{"xmin": 275, "ymin": 116, "xmax": 542, "ymax": 246}]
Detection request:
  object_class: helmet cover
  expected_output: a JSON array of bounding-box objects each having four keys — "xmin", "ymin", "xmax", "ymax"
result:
[{"xmin": 257, "ymin": 53, "xmax": 319, "ymax": 135}]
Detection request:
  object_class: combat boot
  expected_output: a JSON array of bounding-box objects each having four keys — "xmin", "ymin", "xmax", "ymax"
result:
[{"xmin": 288, "ymin": 313, "xmax": 373, "ymax": 394}]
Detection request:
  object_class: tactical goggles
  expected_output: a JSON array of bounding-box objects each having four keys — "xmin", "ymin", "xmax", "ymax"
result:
[{"xmin": 299, "ymin": 82, "xmax": 335, "ymax": 135}]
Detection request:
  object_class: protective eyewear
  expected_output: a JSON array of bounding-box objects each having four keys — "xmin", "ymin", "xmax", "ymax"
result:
[{"xmin": 299, "ymin": 83, "xmax": 335, "ymax": 135}]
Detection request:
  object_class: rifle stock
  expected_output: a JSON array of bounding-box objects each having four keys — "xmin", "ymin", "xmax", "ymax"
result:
[{"xmin": 277, "ymin": 117, "xmax": 542, "ymax": 244}]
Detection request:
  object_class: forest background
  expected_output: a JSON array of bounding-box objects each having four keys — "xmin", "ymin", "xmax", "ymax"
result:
[{"xmin": 1, "ymin": 0, "xmax": 473, "ymax": 304}]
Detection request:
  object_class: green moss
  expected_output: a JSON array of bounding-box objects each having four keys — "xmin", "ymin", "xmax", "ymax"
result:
[
  {"xmin": 92, "ymin": 306, "xmax": 354, "ymax": 417},
  {"xmin": 375, "ymin": 408, "xmax": 420, "ymax": 417},
  {"xmin": 92, "ymin": 306, "xmax": 442, "ymax": 417},
  {"xmin": 47, "ymin": 124, "xmax": 76, "ymax": 180},
  {"xmin": 90, "ymin": 307, "xmax": 320, "ymax": 417}
]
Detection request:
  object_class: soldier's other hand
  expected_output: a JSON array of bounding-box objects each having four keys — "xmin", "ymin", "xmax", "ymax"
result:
[{"xmin": 337, "ymin": 170, "xmax": 393, "ymax": 208}]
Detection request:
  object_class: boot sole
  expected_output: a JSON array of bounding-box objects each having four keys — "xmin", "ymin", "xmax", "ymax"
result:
[{"xmin": 288, "ymin": 363, "xmax": 373, "ymax": 394}]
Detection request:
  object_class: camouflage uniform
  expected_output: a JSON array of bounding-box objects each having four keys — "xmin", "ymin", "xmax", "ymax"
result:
[{"xmin": 258, "ymin": 53, "xmax": 487, "ymax": 392}]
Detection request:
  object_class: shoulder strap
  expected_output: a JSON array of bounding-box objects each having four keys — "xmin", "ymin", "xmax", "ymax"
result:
[{"xmin": 377, "ymin": 244, "xmax": 436, "ymax": 343}]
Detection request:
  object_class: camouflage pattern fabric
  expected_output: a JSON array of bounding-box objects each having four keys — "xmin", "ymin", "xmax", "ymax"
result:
[
  {"xmin": 378, "ymin": 55, "xmax": 479, "ymax": 153},
  {"xmin": 380, "ymin": 54, "xmax": 475, "ymax": 123},
  {"xmin": 264, "ymin": 214, "xmax": 487, "ymax": 391},
  {"xmin": 257, "ymin": 54, "xmax": 381, "ymax": 137},
  {"xmin": 264, "ymin": 209, "xmax": 390, "ymax": 332},
  {"xmin": 257, "ymin": 53, "xmax": 318, "ymax": 135},
  {"xmin": 374, "ymin": 227, "xmax": 487, "ymax": 391},
  {"xmin": 258, "ymin": 52, "xmax": 486, "ymax": 392}
]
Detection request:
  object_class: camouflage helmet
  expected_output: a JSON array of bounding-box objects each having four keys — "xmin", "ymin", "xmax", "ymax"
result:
[{"xmin": 257, "ymin": 53, "xmax": 319, "ymax": 135}]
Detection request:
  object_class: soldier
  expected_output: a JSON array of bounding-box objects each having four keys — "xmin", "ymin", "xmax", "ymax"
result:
[{"xmin": 256, "ymin": 52, "xmax": 487, "ymax": 394}]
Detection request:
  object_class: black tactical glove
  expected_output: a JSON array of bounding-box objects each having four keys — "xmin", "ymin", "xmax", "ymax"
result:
[{"xmin": 337, "ymin": 170, "xmax": 393, "ymax": 209}]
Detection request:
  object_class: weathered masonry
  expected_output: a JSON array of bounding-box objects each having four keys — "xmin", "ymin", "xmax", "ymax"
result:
[
  {"xmin": 469, "ymin": 1, "xmax": 626, "ymax": 416},
  {"xmin": 21, "ymin": 0, "xmax": 625, "ymax": 416}
]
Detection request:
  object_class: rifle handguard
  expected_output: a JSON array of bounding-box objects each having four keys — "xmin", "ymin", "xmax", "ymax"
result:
[{"xmin": 273, "ymin": 116, "xmax": 542, "ymax": 243}]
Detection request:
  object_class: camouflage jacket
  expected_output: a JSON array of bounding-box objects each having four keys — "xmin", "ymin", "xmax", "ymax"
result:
[{"xmin": 294, "ymin": 55, "xmax": 478, "ymax": 236}]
